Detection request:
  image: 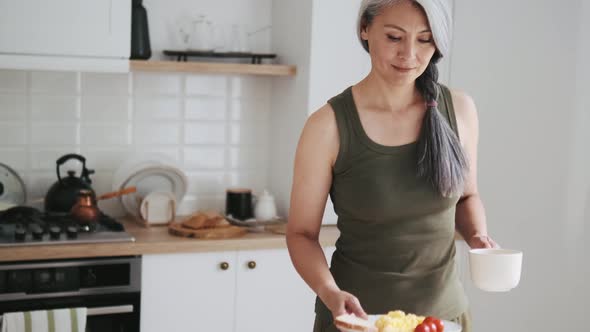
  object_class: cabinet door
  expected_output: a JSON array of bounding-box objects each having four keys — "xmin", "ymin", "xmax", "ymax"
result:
[
  {"xmin": 141, "ymin": 252, "xmax": 237, "ymax": 332},
  {"xmin": 234, "ymin": 249, "xmax": 316, "ymax": 332},
  {"xmin": 0, "ymin": 0, "xmax": 130, "ymax": 58}
]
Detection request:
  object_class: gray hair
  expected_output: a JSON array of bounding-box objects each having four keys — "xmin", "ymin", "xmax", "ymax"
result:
[
  {"xmin": 357, "ymin": 0, "xmax": 452, "ymax": 58},
  {"xmin": 357, "ymin": 0, "xmax": 468, "ymax": 197}
]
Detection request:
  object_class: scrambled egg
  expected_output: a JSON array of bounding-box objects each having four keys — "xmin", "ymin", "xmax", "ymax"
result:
[{"xmin": 374, "ymin": 310, "xmax": 425, "ymax": 332}]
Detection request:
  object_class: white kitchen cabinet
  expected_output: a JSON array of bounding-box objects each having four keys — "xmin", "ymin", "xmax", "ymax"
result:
[
  {"xmin": 0, "ymin": 0, "xmax": 131, "ymax": 71},
  {"xmin": 141, "ymin": 251, "xmax": 238, "ymax": 332},
  {"xmin": 141, "ymin": 247, "xmax": 335, "ymax": 332},
  {"xmin": 234, "ymin": 249, "xmax": 316, "ymax": 332}
]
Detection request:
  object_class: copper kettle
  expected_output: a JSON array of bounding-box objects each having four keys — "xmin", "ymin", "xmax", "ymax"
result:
[
  {"xmin": 70, "ymin": 187, "xmax": 137, "ymax": 224},
  {"xmin": 70, "ymin": 190, "xmax": 99, "ymax": 224}
]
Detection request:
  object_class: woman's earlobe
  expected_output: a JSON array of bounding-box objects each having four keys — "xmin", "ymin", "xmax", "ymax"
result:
[{"xmin": 360, "ymin": 26, "xmax": 369, "ymax": 40}]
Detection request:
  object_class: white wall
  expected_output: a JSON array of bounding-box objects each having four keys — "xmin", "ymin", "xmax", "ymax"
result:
[
  {"xmin": 450, "ymin": 0, "xmax": 584, "ymax": 331},
  {"xmin": 268, "ymin": 0, "xmax": 314, "ymax": 217},
  {"xmin": 567, "ymin": 0, "xmax": 590, "ymax": 325}
]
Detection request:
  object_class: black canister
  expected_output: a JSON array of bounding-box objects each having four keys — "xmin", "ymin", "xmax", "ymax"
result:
[{"xmin": 130, "ymin": 0, "xmax": 152, "ymax": 60}]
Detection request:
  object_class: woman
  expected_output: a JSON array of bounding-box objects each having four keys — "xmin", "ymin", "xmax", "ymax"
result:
[{"xmin": 286, "ymin": 0, "xmax": 499, "ymax": 331}]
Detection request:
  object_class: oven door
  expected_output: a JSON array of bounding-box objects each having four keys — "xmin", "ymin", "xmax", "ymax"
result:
[{"xmin": 0, "ymin": 292, "xmax": 140, "ymax": 332}]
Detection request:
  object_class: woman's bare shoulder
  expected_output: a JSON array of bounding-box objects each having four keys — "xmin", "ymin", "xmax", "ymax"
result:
[
  {"xmin": 299, "ymin": 103, "xmax": 339, "ymax": 165},
  {"xmin": 448, "ymin": 88, "xmax": 479, "ymax": 142}
]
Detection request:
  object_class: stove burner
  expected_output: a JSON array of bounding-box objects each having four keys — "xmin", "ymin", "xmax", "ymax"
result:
[{"xmin": 0, "ymin": 206, "xmax": 133, "ymax": 247}]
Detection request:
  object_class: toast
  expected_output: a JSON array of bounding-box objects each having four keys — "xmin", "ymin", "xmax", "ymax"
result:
[
  {"xmin": 181, "ymin": 211, "xmax": 229, "ymax": 230},
  {"xmin": 334, "ymin": 314, "xmax": 377, "ymax": 332}
]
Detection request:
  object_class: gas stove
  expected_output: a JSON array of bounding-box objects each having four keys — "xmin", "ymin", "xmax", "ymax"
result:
[{"xmin": 0, "ymin": 207, "xmax": 134, "ymax": 247}]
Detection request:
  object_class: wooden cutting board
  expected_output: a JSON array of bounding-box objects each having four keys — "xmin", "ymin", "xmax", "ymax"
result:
[{"xmin": 168, "ymin": 222, "xmax": 248, "ymax": 239}]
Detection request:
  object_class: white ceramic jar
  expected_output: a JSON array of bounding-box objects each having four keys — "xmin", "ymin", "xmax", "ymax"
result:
[{"xmin": 254, "ymin": 190, "xmax": 277, "ymax": 221}]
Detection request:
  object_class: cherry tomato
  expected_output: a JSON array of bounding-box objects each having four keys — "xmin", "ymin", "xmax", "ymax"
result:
[
  {"xmin": 424, "ymin": 321, "xmax": 438, "ymax": 332},
  {"xmin": 414, "ymin": 323, "xmax": 432, "ymax": 332},
  {"xmin": 432, "ymin": 318, "xmax": 444, "ymax": 332},
  {"xmin": 423, "ymin": 316, "xmax": 444, "ymax": 332}
]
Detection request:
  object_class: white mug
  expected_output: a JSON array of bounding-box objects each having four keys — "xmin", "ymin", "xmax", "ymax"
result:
[{"xmin": 469, "ymin": 248, "xmax": 523, "ymax": 292}]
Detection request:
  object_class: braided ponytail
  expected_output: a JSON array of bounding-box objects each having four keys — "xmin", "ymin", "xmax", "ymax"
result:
[{"xmin": 415, "ymin": 56, "xmax": 469, "ymax": 197}]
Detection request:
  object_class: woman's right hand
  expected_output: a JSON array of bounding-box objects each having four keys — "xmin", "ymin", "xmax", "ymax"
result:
[{"xmin": 319, "ymin": 285, "xmax": 368, "ymax": 320}]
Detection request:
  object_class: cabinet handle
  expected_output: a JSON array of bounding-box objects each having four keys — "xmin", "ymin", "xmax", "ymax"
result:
[
  {"xmin": 220, "ymin": 262, "xmax": 229, "ymax": 270},
  {"xmin": 247, "ymin": 261, "xmax": 256, "ymax": 269}
]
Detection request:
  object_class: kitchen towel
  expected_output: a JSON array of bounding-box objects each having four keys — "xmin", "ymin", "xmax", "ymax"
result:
[{"xmin": 1, "ymin": 308, "xmax": 87, "ymax": 332}]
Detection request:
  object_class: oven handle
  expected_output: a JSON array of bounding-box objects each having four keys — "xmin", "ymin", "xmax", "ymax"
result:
[
  {"xmin": 88, "ymin": 305, "xmax": 134, "ymax": 316},
  {"xmin": 0, "ymin": 305, "xmax": 135, "ymax": 321}
]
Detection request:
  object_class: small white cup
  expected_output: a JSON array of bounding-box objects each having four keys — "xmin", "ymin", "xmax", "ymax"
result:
[{"xmin": 469, "ymin": 248, "xmax": 523, "ymax": 292}]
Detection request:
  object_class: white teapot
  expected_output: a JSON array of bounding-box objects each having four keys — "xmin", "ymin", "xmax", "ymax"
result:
[{"xmin": 254, "ymin": 190, "xmax": 277, "ymax": 221}]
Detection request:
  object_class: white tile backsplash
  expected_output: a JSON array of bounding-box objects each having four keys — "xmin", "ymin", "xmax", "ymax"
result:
[
  {"xmin": 0, "ymin": 148, "xmax": 27, "ymax": 170},
  {"xmin": 31, "ymin": 124, "xmax": 78, "ymax": 145},
  {"xmin": 81, "ymin": 96, "xmax": 129, "ymax": 122},
  {"xmin": 30, "ymin": 148, "xmax": 79, "ymax": 170},
  {"xmin": 31, "ymin": 71, "xmax": 77, "ymax": 94},
  {"xmin": 0, "ymin": 124, "xmax": 27, "ymax": 145},
  {"xmin": 185, "ymin": 172, "xmax": 226, "ymax": 195},
  {"xmin": 0, "ymin": 69, "xmax": 272, "ymax": 216},
  {"xmin": 134, "ymin": 124, "xmax": 181, "ymax": 145},
  {"xmin": 134, "ymin": 97, "xmax": 181, "ymax": 120},
  {"xmin": 81, "ymin": 73, "xmax": 129, "ymax": 96},
  {"xmin": 80, "ymin": 148, "xmax": 128, "ymax": 171},
  {"xmin": 0, "ymin": 94, "xmax": 27, "ymax": 121},
  {"xmin": 134, "ymin": 147, "xmax": 181, "ymax": 163},
  {"xmin": 27, "ymin": 172, "xmax": 58, "ymax": 203},
  {"xmin": 81, "ymin": 124, "xmax": 129, "ymax": 146},
  {"xmin": 185, "ymin": 97, "xmax": 227, "ymax": 120},
  {"xmin": 134, "ymin": 72, "xmax": 181, "ymax": 96},
  {"xmin": 183, "ymin": 147, "xmax": 226, "ymax": 169},
  {"xmin": 185, "ymin": 123, "xmax": 226, "ymax": 144},
  {"xmin": 0, "ymin": 70, "xmax": 27, "ymax": 92},
  {"xmin": 31, "ymin": 96, "xmax": 78, "ymax": 122},
  {"xmin": 186, "ymin": 75, "xmax": 228, "ymax": 97},
  {"xmin": 177, "ymin": 195, "xmax": 226, "ymax": 215}
]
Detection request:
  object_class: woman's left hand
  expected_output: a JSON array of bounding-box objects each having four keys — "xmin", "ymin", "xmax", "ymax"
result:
[{"xmin": 467, "ymin": 234, "xmax": 500, "ymax": 249}]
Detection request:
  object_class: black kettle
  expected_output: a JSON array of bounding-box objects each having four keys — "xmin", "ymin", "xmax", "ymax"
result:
[{"xmin": 44, "ymin": 154, "xmax": 96, "ymax": 214}]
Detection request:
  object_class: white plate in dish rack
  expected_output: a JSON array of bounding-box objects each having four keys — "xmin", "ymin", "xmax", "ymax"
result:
[
  {"xmin": 338, "ymin": 315, "xmax": 461, "ymax": 332},
  {"xmin": 119, "ymin": 166, "xmax": 187, "ymax": 217}
]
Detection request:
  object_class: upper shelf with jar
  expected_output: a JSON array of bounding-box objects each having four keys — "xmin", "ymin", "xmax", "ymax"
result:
[{"xmin": 0, "ymin": 0, "xmax": 296, "ymax": 76}]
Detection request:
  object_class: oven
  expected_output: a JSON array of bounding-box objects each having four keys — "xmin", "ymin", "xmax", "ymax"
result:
[{"xmin": 0, "ymin": 256, "xmax": 140, "ymax": 332}]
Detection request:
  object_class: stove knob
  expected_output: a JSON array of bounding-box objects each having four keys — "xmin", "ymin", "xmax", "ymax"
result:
[
  {"xmin": 49, "ymin": 226, "xmax": 62, "ymax": 240},
  {"xmin": 14, "ymin": 225, "xmax": 26, "ymax": 241},
  {"xmin": 32, "ymin": 225, "xmax": 45, "ymax": 240},
  {"xmin": 66, "ymin": 226, "xmax": 78, "ymax": 239}
]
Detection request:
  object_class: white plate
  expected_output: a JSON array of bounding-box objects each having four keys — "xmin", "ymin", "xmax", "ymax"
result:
[
  {"xmin": 339, "ymin": 315, "xmax": 461, "ymax": 332},
  {"xmin": 119, "ymin": 166, "xmax": 187, "ymax": 217}
]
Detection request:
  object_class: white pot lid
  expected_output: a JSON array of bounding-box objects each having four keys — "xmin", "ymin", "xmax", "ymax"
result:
[{"xmin": 0, "ymin": 163, "xmax": 26, "ymax": 208}]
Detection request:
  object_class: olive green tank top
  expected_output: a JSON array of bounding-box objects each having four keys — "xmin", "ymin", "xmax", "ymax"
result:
[{"xmin": 315, "ymin": 84, "xmax": 468, "ymax": 322}]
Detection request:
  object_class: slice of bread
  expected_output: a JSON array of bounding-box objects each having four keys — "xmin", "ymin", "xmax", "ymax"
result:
[
  {"xmin": 334, "ymin": 314, "xmax": 377, "ymax": 332},
  {"xmin": 181, "ymin": 213, "xmax": 209, "ymax": 230}
]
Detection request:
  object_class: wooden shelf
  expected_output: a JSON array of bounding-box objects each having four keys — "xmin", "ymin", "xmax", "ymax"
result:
[{"xmin": 129, "ymin": 60, "xmax": 296, "ymax": 77}]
